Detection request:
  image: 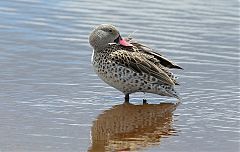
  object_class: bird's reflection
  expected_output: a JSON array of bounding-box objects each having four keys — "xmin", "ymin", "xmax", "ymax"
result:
[{"xmin": 88, "ymin": 102, "xmax": 179, "ymax": 152}]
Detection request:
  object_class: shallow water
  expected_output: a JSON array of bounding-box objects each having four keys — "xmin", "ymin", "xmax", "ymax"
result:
[{"xmin": 0, "ymin": 0, "xmax": 239, "ymax": 152}]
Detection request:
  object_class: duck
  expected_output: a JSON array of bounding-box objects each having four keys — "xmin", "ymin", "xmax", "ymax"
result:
[{"xmin": 89, "ymin": 24, "xmax": 183, "ymax": 103}]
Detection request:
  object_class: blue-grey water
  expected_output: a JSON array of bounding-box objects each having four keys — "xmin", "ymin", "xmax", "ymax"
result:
[{"xmin": 0, "ymin": 0, "xmax": 239, "ymax": 152}]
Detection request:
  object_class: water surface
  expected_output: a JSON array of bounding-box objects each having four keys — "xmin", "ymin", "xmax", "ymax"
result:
[{"xmin": 0, "ymin": 0, "xmax": 239, "ymax": 152}]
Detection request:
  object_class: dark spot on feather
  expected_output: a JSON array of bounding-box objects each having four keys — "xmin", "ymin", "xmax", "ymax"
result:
[
  {"xmin": 147, "ymin": 77, "xmax": 151, "ymax": 81},
  {"xmin": 131, "ymin": 58, "xmax": 136, "ymax": 63}
]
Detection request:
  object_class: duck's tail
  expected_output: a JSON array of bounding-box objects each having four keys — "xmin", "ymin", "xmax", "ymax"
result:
[{"xmin": 146, "ymin": 84, "xmax": 181, "ymax": 100}]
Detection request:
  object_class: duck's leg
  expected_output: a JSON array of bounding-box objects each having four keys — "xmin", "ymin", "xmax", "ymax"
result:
[
  {"xmin": 143, "ymin": 92, "xmax": 148, "ymax": 104},
  {"xmin": 124, "ymin": 94, "xmax": 129, "ymax": 103},
  {"xmin": 143, "ymin": 99, "xmax": 148, "ymax": 104}
]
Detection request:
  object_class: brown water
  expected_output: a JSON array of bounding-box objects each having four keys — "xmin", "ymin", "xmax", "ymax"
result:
[{"xmin": 0, "ymin": 0, "xmax": 239, "ymax": 152}]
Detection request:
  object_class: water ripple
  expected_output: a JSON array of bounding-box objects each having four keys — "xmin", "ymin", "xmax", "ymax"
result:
[{"xmin": 0, "ymin": 0, "xmax": 239, "ymax": 152}]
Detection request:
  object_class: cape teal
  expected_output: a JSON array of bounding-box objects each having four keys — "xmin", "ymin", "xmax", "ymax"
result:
[{"xmin": 89, "ymin": 24, "xmax": 183, "ymax": 103}]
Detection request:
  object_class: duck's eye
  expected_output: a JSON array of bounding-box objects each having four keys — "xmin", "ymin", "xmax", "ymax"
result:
[{"xmin": 109, "ymin": 29, "xmax": 113, "ymax": 32}]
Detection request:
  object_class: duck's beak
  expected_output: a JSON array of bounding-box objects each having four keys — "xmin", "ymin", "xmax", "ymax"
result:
[{"xmin": 114, "ymin": 35, "xmax": 133, "ymax": 47}]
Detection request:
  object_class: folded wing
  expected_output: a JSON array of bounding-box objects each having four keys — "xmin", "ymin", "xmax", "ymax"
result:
[
  {"xmin": 110, "ymin": 50, "xmax": 175, "ymax": 85},
  {"xmin": 127, "ymin": 38, "xmax": 183, "ymax": 69}
]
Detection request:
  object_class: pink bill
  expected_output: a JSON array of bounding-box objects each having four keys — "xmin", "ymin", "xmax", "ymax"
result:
[{"xmin": 119, "ymin": 38, "xmax": 133, "ymax": 47}]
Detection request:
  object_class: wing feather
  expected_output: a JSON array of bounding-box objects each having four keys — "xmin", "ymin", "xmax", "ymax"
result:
[
  {"xmin": 126, "ymin": 38, "xmax": 183, "ymax": 69},
  {"xmin": 110, "ymin": 50, "xmax": 175, "ymax": 85}
]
